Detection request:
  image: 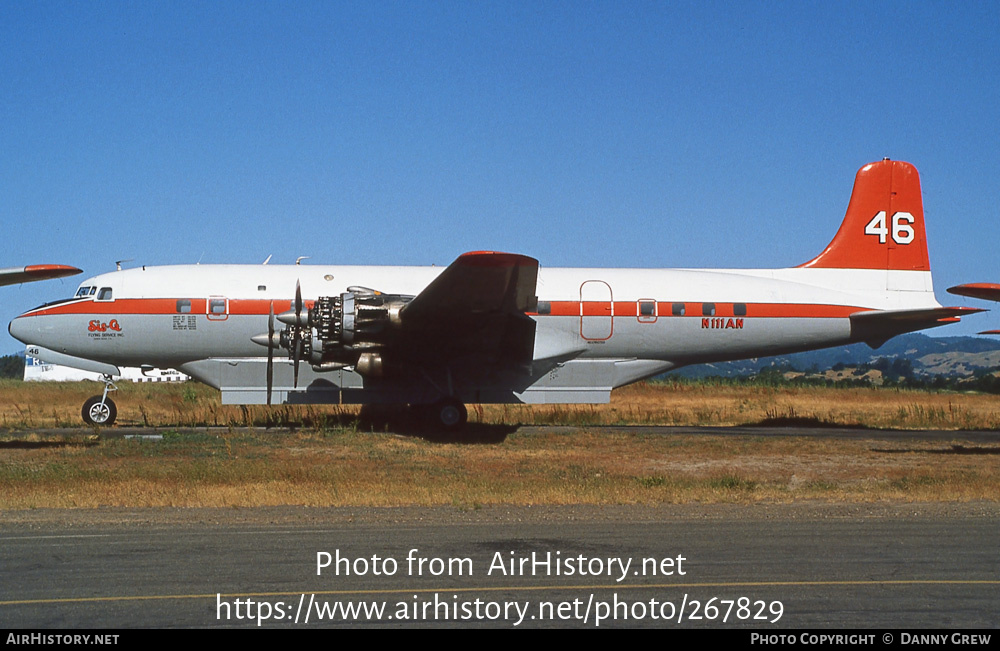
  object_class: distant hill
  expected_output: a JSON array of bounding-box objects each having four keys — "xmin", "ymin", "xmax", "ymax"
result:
[{"xmin": 667, "ymin": 333, "xmax": 1000, "ymax": 379}]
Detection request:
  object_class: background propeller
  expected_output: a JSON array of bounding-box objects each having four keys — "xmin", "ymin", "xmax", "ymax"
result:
[
  {"xmin": 266, "ymin": 300, "xmax": 274, "ymax": 406},
  {"xmin": 292, "ymin": 280, "xmax": 304, "ymax": 387}
]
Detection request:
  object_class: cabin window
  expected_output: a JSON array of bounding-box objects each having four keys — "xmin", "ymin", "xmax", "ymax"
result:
[
  {"xmin": 206, "ymin": 297, "xmax": 229, "ymax": 321},
  {"xmin": 702, "ymin": 303, "xmax": 716, "ymax": 317},
  {"xmin": 734, "ymin": 303, "xmax": 747, "ymax": 316},
  {"xmin": 258, "ymin": 285, "xmax": 267, "ymax": 292},
  {"xmin": 96, "ymin": 287, "xmax": 113, "ymax": 301},
  {"xmin": 176, "ymin": 299, "xmax": 192, "ymax": 314},
  {"xmin": 672, "ymin": 302, "xmax": 685, "ymax": 316},
  {"xmin": 536, "ymin": 301, "xmax": 551, "ymax": 315},
  {"xmin": 637, "ymin": 299, "xmax": 657, "ymax": 323}
]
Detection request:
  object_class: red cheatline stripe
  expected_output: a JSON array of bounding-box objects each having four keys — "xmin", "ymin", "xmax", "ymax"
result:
[
  {"xmin": 534, "ymin": 301, "xmax": 866, "ymax": 319},
  {"xmin": 24, "ymin": 299, "xmax": 300, "ymax": 317},
  {"xmin": 24, "ymin": 297, "xmax": 869, "ymax": 320}
]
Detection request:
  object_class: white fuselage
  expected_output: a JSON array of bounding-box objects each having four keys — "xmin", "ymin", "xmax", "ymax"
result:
[{"xmin": 9, "ymin": 262, "xmax": 939, "ymax": 406}]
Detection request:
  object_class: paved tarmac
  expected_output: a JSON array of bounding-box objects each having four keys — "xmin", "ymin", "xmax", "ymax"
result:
[{"xmin": 1, "ymin": 503, "xmax": 997, "ymax": 628}]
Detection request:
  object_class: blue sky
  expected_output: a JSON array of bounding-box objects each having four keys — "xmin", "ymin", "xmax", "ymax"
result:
[{"xmin": 2, "ymin": 1, "xmax": 999, "ymax": 351}]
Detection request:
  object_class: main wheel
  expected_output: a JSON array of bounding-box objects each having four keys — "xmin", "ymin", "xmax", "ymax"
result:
[
  {"xmin": 82, "ymin": 396, "xmax": 117, "ymax": 426},
  {"xmin": 430, "ymin": 398, "xmax": 468, "ymax": 431}
]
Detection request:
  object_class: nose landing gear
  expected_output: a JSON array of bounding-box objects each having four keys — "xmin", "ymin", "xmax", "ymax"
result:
[{"xmin": 82, "ymin": 375, "xmax": 118, "ymax": 426}]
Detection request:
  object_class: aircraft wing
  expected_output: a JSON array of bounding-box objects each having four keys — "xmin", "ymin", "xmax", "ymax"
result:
[
  {"xmin": 947, "ymin": 283, "xmax": 1000, "ymax": 302},
  {"xmin": 946, "ymin": 285, "xmax": 1000, "ymax": 333},
  {"xmin": 850, "ymin": 306, "xmax": 986, "ymax": 346},
  {"xmin": 398, "ymin": 251, "xmax": 539, "ymax": 367},
  {"xmin": 0, "ymin": 264, "xmax": 82, "ymax": 287}
]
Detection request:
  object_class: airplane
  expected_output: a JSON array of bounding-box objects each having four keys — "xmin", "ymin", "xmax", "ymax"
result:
[
  {"xmin": 947, "ymin": 283, "xmax": 1000, "ymax": 334},
  {"xmin": 8, "ymin": 159, "xmax": 983, "ymax": 429},
  {"xmin": 0, "ymin": 264, "xmax": 81, "ymax": 287}
]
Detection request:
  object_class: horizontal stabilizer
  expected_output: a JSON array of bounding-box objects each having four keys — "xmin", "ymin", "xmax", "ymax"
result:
[
  {"xmin": 850, "ymin": 306, "xmax": 986, "ymax": 347},
  {"xmin": 947, "ymin": 283, "xmax": 1000, "ymax": 302}
]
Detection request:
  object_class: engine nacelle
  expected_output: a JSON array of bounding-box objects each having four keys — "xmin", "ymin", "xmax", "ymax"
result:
[
  {"xmin": 280, "ymin": 288, "xmax": 411, "ymax": 372},
  {"xmin": 355, "ymin": 352, "xmax": 384, "ymax": 377}
]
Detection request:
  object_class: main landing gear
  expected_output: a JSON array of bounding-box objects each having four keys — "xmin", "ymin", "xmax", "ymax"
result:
[
  {"xmin": 82, "ymin": 375, "xmax": 118, "ymax": 426},
  {"xmin": 432, "ymin": 397, "xmax": 468, "ymax": 430},
  {"xmin": 413, "ymin": 397, "xmax": 468, "ymax": 431}
]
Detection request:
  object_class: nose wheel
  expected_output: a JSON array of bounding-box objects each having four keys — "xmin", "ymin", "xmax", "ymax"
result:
[
  {"xmin": 82, "ymin": 396, "xmax": 117, "ymax": 426},
  {"xmin": 81, "ymin": 375, "xmax": 118, "ymax": 426}
]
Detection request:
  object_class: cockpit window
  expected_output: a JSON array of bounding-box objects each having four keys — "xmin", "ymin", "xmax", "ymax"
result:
[
  {"xmin": 75, "ymin": 286, "xmax": 97, "ymax": 298},
  {"xmin": 96, "ymin": 287, "xmax": 113, "ymax": 301}
]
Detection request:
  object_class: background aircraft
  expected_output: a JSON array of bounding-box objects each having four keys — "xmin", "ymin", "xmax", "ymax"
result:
[
  {"xmin": 948, "ymin": 284, "xmax": 1000, "ymax": 334},
  {"xmin": 9, "ymin": 160, "xmax": 980, "ymax": 429},
  {"xmin": 0, "ymin": 265, "xmax": 81, "ymax": 287}
]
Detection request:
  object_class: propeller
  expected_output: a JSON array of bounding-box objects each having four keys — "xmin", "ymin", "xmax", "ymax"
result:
[
  {"xmin": 266, "ymin": 300, "xmax": 274, "ymax": 406},
  {"xmin": 292, "ymin": 280, "xmax": 304, "ymax": 388},
  {"xmin": 250, "ymin": 301, "xmax": 281, "ymax": 403},
  {"xmin": 255, "ymin": 281, "xmax": 309, "ymax": 393}
]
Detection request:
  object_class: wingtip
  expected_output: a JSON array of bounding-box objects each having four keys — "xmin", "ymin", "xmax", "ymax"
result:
[
  {"xmin": 947, "ymin": 306, "xmax": 989, "ymax": 315},
  {"xmin": 947, "ymin": 283, "xmax": 1000, "ymax": 302},
  {"xmin": 938, "ymin": 306, "xmax": 988, "ymax": 323},
  {"xmin": 23, "ymin": 264, "xmax": 83, "ymax": 280},
  {"xmin": 457, "ymin": 251, "xmax": 539, "ymax": 267}
]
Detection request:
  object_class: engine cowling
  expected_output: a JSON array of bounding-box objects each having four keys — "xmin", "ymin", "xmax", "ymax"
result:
[{"xmin": 279, "ymin": 287, "xmax": 411, "ymax": 376}]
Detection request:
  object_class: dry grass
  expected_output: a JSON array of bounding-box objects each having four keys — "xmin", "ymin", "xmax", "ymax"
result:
[
  {"xmin": 486, "ymin": 381, "xmax": 1000, "ymax": 430},
  {"xmin": 1, "ymin": 427, "xmax": 998, "ymax": 509},
  {"xmin": 2, "ymin": 379, "xmax": 1000, "ymax": 430},
  {"xmin": 1, "ymin": 379, "xmax": 999, "ymax": 509}
]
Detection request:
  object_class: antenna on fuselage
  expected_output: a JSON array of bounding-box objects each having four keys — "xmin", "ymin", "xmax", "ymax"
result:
[
  {"xmin": 115, "ymin": 259, "xmax": 133, "ymax": 271},
  {"xmin": 263, "ymin": 255, "xmax": 272, "ymax": 265},
  {"xmin": 295, "ymin": 256, "xmax": 310, "ymax": 265}
]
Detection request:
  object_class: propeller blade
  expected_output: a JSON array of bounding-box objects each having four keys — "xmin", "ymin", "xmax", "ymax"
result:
[
  {"xmin": 293, "ymin": 337, "xmax": 302, "ymax": 388},
  {"xmin": 266, "ymin": 300, "xmax": 274, "ymax": 406},
  {"xmin": 293, "ymin": 280, "xmax": 303, "ymax": 388},
  {"xmin": 295, "ymin": 280, "xmax": 303, "ymax": 322}
]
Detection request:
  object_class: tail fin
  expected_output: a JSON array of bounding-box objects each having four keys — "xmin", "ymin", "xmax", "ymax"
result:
[{"xmin": 799, "ymin": 159, "xmax": 930, "ymax": 271}]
